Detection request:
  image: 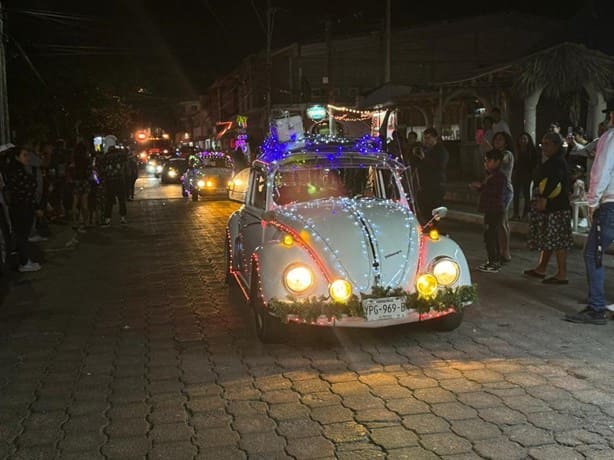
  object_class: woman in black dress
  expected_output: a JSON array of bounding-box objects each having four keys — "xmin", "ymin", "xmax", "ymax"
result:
[{"xmin": 524, "ymin": 132, "xmax": 574, "ymax": 284}]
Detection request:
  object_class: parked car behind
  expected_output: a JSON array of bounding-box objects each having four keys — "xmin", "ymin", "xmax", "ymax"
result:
[
  {"xmin": 182, "ymin": 152, "xmax": 234, "ymax": 201},
  {"xmin": 160, "ymin": 157, "xmax": 187, "ymax": 184}
]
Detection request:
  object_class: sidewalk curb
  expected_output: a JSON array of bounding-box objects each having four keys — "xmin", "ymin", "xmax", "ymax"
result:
[{"xmin": 446, "ymin": 209, "xmax": 591, "ymax": 249}]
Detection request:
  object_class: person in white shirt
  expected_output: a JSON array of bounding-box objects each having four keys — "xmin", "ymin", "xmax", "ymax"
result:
[
  {"xmin": 490, "ymin": 107, "xmax": 511, "ymax": 137},
  {"xmin": 567, "ymin": 121, "xmax": 609, "ymax": 185},
  {"xmin": 565, "ymin": 101, "xmax": 614, "ymax": 325}
]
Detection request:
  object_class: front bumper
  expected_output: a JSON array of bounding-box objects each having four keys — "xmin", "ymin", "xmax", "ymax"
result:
[{"xmin": 285, "ymin": 306, "xmax": 465, "ymax": 328}]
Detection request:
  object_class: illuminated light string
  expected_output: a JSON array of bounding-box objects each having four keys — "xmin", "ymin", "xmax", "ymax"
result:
[
  {"xmin": 275, "ymin": 198, "xmax": 415, "ymax": 293},
  {"xmin": 259, "ymin": 133, "xmax": 382, "ymax": 162},
  {"xmin": 327, "ymin": 104, "xmax": 373, "ymax": 116}
]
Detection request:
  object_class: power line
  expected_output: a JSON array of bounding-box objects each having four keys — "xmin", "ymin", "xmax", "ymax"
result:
[
  {"xmin": 249, "ymin": 0, "xmax": 266, "ymax": 34},
  {"xmin": 8, "ymin": 8, "xmax": 103, "ymax": 22},
  {"xmin": 202, "ymin": 0, "xmax": 227, "ymax": 34}
]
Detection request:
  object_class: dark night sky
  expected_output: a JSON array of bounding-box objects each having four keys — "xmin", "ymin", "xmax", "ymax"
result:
[{"xmin": 5, "ymin": 0, "xmax": 613, "ymax": 98}]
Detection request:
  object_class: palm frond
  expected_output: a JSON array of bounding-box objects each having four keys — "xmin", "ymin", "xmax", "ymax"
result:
[{"xmin": 515, "ymin": 42, "xmax": 614, "ymax": 98}]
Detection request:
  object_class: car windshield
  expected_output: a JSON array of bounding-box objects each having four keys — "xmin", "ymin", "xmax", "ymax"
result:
[
  {"xmin": 168, "ymin": 159, "xmax": 186, "ymax": 168},
  {"xmin": 202, "ymin": 158, "xmax": 231, "ymax": 168},
  {"xmin": 273, "ymin": 162, "xmax": 402, "ymax": 205}
]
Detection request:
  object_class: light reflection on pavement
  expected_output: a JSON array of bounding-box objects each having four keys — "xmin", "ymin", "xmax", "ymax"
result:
[{"xmin": 134, "ymin": 172, "xmax": 182, "ymax": 200}]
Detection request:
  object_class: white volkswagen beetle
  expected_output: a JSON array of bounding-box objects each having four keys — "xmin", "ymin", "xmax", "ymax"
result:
[{"xmin": 226, "ymin": 136, "xmax": 476, "ymax": 342}]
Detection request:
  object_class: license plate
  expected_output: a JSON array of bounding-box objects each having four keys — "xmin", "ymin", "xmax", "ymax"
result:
[{"xmin": 362, "ymin": 297, "xmax": 407, "ymax": 321}]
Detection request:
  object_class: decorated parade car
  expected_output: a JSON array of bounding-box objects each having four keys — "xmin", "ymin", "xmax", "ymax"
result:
[
  {"xmin": 226, "ymin": 129, "xmax": 476, "ymax": 342},
  {"xmin": 181, "ymin": 151, "xmax": 234, "ymax": 200}
]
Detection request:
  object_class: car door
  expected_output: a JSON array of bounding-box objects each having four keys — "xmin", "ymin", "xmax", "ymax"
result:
[{"xmin": 239, "ymin": 166, "xmax": 268, "ymax": 284}]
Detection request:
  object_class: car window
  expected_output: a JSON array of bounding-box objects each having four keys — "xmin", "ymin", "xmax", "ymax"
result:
[
  {"xmin": 272, "ymin": 165, "xmax": 398, "ymax": 205},
  {"xmin": 203, "ymin": 158, "xmax": 230, "ymax": 168},
  {"xmin": 251, "ymin": 169, "xmax": 268, "ymax": 209}
]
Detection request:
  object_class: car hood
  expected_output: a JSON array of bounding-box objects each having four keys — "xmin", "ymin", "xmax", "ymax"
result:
[
  {"xmin": 198, "ymin": 168, "xmax": 233, "ymax": 178},
  {"xmin": 274, "ymin": 198, "xmax": 421, "ymax": 293}
]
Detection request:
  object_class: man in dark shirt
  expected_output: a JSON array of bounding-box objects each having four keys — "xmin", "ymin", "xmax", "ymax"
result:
[
  {"xmin": 412, "ymin": 127, "xmax": 449, "ymax": 225},
  {"xmin": 100, "ymin": 146, "xmax": 128, "ymax": 226}
]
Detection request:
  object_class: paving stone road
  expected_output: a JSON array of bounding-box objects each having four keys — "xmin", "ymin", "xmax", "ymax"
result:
[{"xmin": 1, "ymin": 193, "xmax": 614, "ymax": 460}]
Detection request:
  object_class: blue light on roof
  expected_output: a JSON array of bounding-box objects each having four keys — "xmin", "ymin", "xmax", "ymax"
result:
[{"xmin": 258, "ymin": 134, "xmax": 383, "ymax": 162}]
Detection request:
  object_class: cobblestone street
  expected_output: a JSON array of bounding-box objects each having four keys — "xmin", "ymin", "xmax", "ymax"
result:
[{"xmin": 1, "ymin": 196, "xmax": 614, "ymax": 460}]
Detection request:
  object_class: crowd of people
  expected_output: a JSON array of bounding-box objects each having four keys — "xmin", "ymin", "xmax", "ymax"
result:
[
  {"xmin": 388, "ymin": 102, "xmax": 614, "ymax": 326},
  {"xmin": 0, "ymin": 140, "xmax": 139, "ymax": 273}
]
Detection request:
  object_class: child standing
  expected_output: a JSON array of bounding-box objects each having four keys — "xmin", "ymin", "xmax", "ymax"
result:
[
  {"xmin": 469, "ymin": 149, "xmax": 512, "ymax": 272},
  {"xmin": 569, "ymin": 165, "xmax": 588, "ymax": 229}
]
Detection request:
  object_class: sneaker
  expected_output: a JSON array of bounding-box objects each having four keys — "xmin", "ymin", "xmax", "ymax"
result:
[
  {"xmin": 101, "ymin": 218, "xmax": 111, "ymax": 227},
  {"xmin": 120, "ymin": 216, "xmax": 127, "ymax": 225},
  {"xmin": 477, "ymin": 262, "xmax": 500, "ymax": 273},
  {"xmin": 77, "ymin": 226, "xmax": 87, "ymax": 234},
  {"xmin": 18, "ymin": 261, "xmax": 41, "ymax": 273},
  {"xmin": 28, "ymin": 234, "xmax": 48, "ymax": 243},
  {"xmin": 564, "ymin": 307, "xmax": 607, "ymax": 325}
]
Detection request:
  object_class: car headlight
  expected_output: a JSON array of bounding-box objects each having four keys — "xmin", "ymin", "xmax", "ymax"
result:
[
  {"xmin": 168, "ymin": 170, "xmax": 177, "ymax": 178},
  {"xmin": 283, "ymin": 264, "xmax": 314, "ymax": 294},
  {"xmin": 197, "ymin": 180, "xmax": 205, "ymax": 188},
  {"xmin": 329, "ymin": 279, "xmax": 352, "ymax": 303},
  {"xmin": 432, "ymin": 258, "xmax": 460, "ymax": 286},
  {"xmin": 205, "ymin": 180, "xmax": 214, "ymax": 188},
  {"xmin": 156, "ymin": 165, "xmax": 163, "ymax": 173},
  {"xmin": 416, "ymin": 274, "xmax": 438, "ymax": 298}
]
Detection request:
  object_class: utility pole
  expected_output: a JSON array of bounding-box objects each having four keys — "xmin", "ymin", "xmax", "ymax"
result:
[
  {"xmin": 0, "ymin": 1, "xmax": 10, "ymax": 143},
  {"xmin": 265, "ymin": 0, "xmax": 272, "ymax": 133},
  {"xmin": 325, "ymin": 17, "xmax": 334, "ymax": 135},
  {"xmin": 384, "ymin": 0, "xmax": 391, "ymax": 83}
]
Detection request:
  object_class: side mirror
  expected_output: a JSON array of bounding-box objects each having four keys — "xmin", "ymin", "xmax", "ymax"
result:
[
  {"xmin": 431, "ymin": 206, "xmax": 448, "ymax": 221},
  {"xmin": 423, "ymin": 206, "xmax": 447, "ymax": 231}
]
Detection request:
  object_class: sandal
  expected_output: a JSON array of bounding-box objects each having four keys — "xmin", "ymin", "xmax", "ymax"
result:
[
  {"xmin": 523, "ymin": 269, "xmax": 546, "ymax": 279},
  {"xmin": 542, "ymin": 277, "xmax": 569, "ymax": 285}
]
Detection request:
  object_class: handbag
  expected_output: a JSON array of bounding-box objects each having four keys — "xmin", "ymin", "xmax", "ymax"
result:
[{"xmin": 533, "ymin": 196, "xmax": 547, "ymax": 212}]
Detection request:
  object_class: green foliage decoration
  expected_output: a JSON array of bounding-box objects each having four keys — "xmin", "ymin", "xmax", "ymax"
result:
[{"xmin": 268, "ymin": 284, "xmax": 477, "ymax": 323}]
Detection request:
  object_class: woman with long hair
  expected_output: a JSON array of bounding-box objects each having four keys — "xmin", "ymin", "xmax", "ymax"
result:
[{"xmin": 513, "ymin": 132, "xmax": 539, "ymax": 220}]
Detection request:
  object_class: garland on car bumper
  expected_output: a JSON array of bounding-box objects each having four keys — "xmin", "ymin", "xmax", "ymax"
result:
[{"xmin": 268, "ymin": 284, "xmax": 477, "ymax": 323}]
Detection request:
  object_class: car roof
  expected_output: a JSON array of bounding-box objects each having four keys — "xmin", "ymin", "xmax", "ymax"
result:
[{"xmin": 255, "ymin": 135, "xmax": 402, "ymax": 170}]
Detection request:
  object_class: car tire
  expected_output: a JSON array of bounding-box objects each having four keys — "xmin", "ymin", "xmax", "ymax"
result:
[
  {"xmin": 429, "ymin": 310, "xmax": 464, "ymax": 332},
  {"xmin": 250, "ymin": 268, "xmax": 285, "ymax": 343}
]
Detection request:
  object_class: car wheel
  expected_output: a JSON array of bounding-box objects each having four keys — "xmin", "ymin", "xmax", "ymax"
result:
[
  {"xmin": 250, "ymin": 268, "xmax": 285, "ymax": 343},
  {"xmin": 429, "ymin": 310, "xmax": 464, "ymax": 332}
]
